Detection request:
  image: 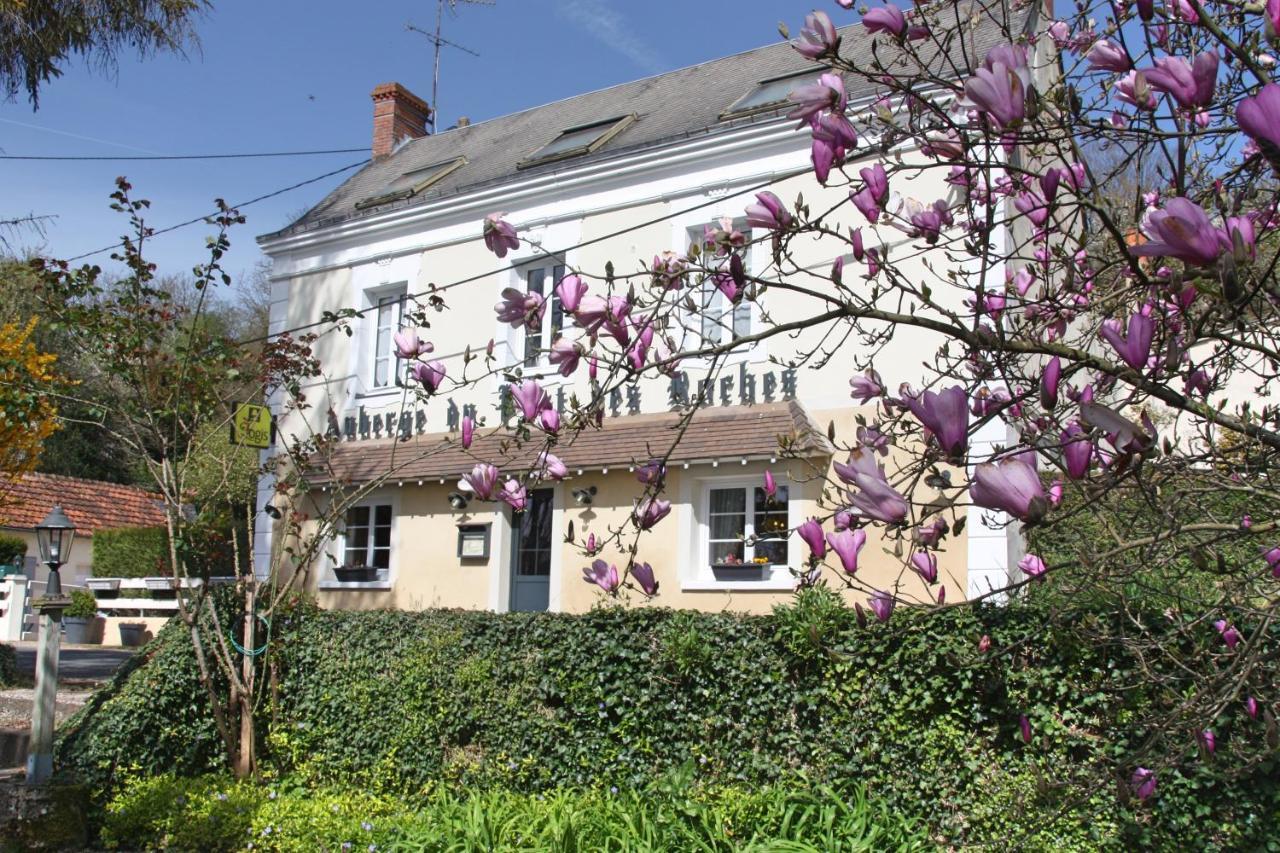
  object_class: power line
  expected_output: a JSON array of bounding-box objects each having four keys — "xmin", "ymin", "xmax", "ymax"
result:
[
  {"xmin": 65, "ymin": 158, "xmax": 370, "ymax": 263},
  {"xmin": 0, "ymin": 147, "xmax": 369, "ymax": 162},
  {"xmin": 237, "ymin": 165, "xmax": 810, "ymax": 347}
]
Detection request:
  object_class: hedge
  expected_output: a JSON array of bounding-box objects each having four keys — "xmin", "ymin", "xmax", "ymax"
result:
[
  {"xmin": 91, "ymin": 527, "xmax": 170, "ymax": 579},
  {"xmin": 57, "ymin": 590, "xmax": 1280, "ymax": 851},
  {"xmin": 0, "ymin": 642, "xmax": 15, "ymax": 687},
  {"xmin": 0, "ymin": 531, "xmax": 26, "ymax": 565}
]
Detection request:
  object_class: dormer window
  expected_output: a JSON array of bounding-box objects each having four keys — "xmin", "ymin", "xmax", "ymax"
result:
[
  {"xmin": 517, "ymin": 115, "xmax": 636, "ymax": 169},
  {"xmin": 355, "ymin": 156, "xmax": 466, "ymax": 210},
  {"xmin": 722, "ymin": 69, "xmax": 825, "ymax": 119}
]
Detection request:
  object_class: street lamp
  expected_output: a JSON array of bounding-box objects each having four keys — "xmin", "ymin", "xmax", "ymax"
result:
[
  {"xmin": 27, "ymin": 505, "xmax": 76, "ymax": 786},
  {"xmin": 35, "ymin": 505, "xmax": 76, "ymax": 597}
]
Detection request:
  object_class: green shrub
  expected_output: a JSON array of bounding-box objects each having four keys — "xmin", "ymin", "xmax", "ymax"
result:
[
  {"xmin": 0, "ymin": 642, "xmax": 15, "ymax": 687},
  {"xmin": 91, "ymin": 527, "xmax": 170, "ymax": 579},
  {"xmin": 60, "ymin": 591, "xmax": 1280, "ymax": 851},
  {"xmin": 0, "ymin": 532, "xmax": 26, "ymax": 565},
  {"xmin": 65, "ymin": 589, "xmax": 98, "ymax": 619}
]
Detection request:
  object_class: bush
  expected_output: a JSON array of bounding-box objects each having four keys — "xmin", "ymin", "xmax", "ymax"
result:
[
  {"xmin": 99, "ymin": 769, "xmax": 927, "ymax": 852},
  {"xmin": 0, "ymin": 642, "xmax": 15, "ymax": 687},
  {"xmin": 66, "ymin": 589, "xmax": 98, "ymax": 619},
  {"xmin": 91, "ymin": 527, "xmax": 170, "ymax": 579},
  {"xmin": 0, "ymin": 532, "xmax": 26, "ymax": 565},
  {"xmin": 60, "ymin": 590, "xmax": 1280, "ymax": 851}
]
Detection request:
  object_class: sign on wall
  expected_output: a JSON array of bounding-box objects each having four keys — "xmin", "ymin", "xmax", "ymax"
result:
[{"xmin": 230, "ymin": 403, "xmax": 273, "ymax": 449}]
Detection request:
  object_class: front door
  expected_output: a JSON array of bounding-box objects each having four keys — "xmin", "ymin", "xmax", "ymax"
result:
[{"xmin": 510, "ymin": 488, "xmax": 553, "ymax": 612}]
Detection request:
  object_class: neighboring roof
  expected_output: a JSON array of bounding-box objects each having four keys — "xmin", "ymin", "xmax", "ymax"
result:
[
  {"xmin": 262, "ymin": 2, "xmax": 1033, "ymax": 243},
  {"xmin": 0, "ymin": 472, "xmax": 167, "ymax": 534},
  {"xmin": 310, "ymin": 401, "xmax": 834, "ymax": 487}
]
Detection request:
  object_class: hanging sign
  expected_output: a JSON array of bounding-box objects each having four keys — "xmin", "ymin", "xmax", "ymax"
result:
[{"xmin": 230, "ymin": 403, "xmax": 273, "ymax": 449}]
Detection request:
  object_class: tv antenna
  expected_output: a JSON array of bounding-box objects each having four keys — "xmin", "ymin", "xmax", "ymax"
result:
[{"xmin": 407, "ymin": 0, "xmax": 494, "ymax": 132}]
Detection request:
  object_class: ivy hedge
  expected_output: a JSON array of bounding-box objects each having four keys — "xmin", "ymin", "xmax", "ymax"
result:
[
  {"xmin": 90, "ymin": 527, "xmax": 170, "ymax": 579},
  {"xmin": 0, "ymin": 531, "xmax": 26, "ymax": 565},
  {"xmin": 0, "ymin": 642, "xmax": 15, "ymax": 687},
  {"xmin": 56, "ymin": 590, "xmax": 1280, "ymax": 851}
]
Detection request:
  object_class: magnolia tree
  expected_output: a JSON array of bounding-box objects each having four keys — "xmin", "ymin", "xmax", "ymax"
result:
[{"xmin": 377, "ymin": 0, "xmax": 1280, "ymax": 799}]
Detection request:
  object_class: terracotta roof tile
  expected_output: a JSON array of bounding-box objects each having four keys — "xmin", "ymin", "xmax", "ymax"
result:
[
  {"xmin": 310, "ymin": 401, "xmax": 833, "ymax": 486},
  {"xmin": 0, "ymin": 472, "xmax": 167, "ymax": 533}
]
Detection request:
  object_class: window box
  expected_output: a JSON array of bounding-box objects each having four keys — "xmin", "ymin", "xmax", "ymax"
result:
[
  {"xmin": 86, "ymin": 578, "xmax": 121, "ymax": 594},
  {"xmin": 710, "ymin": 562, "xmax": 772, "ymax": 581},
  {"xmin": 334, "ymin": 565, "xmax": 377, "ymax": 583}
]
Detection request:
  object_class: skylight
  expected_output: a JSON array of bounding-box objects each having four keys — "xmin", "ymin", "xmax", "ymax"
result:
[
  {"xmin": 722, "ymin": 69, "xmax": 825, "ymax": 118},
  {"xmin": 355, "ymin": 156, "xmax": 467, "ymax": 210},
  {"xmin": 518, "ymin": 115, "xmax": 637, "ymax": 169}
]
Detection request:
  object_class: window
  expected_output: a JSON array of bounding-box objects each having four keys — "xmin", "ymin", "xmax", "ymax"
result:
[
  {"xmin": 722, "ymin": 69, "xmax": 824, "ymax": 118},
  {"xmin": 705, "ymin": 484, "xmax": 790, "ymax": 567},
  {"xmin": 518, "ymin": 115, "xmax": 636, "ymax": 169},
  {"xmin": 370, "ymin": 286, "xmax": 408, "ymax": 389},
  {"xmin": 355, "ymin": 157, "xmax": 466, "ymax": 209},
  {"xmin": 342, "ymin": 504, "xmax": 392, "ymax": 576},
  {"xmin": 521, "ymin": 262, "xmax": 566, "ymax": 367},
  {"xmin": 688, "ymin": 225, "xmax": 752, "ymax": 347}
]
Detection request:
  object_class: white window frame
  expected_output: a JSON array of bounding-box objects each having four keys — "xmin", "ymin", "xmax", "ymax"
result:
[
  {"xmin": 515, "ymin": 258, "xmax": 568, "ymax": 370},
  {"xmin": 366, "ymin": 283, "xmax": 409, "ymax": 391},
  {"xmin": 320, "ymin": 492, "xmax": 398, "ymax": 590},
  {"xmin": 492, "ymin": 219, "xmax": 580, "ymax": 383},
  {"xmin": 678, "ymin": 471, "xmax": 800, "ymax": 591}
]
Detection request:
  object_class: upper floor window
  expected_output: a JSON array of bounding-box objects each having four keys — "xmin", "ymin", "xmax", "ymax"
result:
[
  {"xmin": 521, "ymin": 262, "xmax": 566, "ymax": 367},
  {"xmin": 722, "ymin": 69, "xmax": 825, "ymax": 119},
  {"xmin": 518, "ymin": 115, "xmax": 636, "ymax": 169},
  {"xmin": 370, "ymin": 285, "xmax": 408, "ymax": 389},
  {"xmin": 688, "ymin": 224, "xmax": 752, "ymax": 348}
]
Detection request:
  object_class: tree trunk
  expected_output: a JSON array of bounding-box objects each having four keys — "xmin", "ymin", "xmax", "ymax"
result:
[{"xmin": 234, "ymin": 583, "xmax": 257, "ymax": 779}]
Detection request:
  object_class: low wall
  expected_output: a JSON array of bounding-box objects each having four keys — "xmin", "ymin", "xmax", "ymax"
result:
[{"xmin": 100, "ymin": 616, "xmax": 170, "ymax": 649}]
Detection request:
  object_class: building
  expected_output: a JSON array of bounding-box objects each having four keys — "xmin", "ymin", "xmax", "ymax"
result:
[
  {"xmin": 256, "ymin": 7, "xmax": 1046, "ymax": 614},
  {"xmin": 0, "ymin": 472, "xmax": 167, "ymax": 590}
]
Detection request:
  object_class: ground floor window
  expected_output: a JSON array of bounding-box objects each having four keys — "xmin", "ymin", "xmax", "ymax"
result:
[
  {"xmin": 340, "ymin": 503, "xmax": 392, "ymax": 581},
  {"xmin": 705, "ymin": 483, "xmax": 789, "ymax": 568}
]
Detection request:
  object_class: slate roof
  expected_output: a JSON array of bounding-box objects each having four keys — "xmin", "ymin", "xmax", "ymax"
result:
[
  {"xmin": 310, "ymin": 401, "xmax": 834, "ymax": 487},
  {"xmin": 262, "ymin": 2, "xmax": 1034, "ymax": 242},
  {"xmin": 0, "ymin": 472, "xmax": 167, "ymax": 534}
]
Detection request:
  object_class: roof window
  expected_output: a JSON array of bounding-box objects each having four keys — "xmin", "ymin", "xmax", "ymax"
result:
[
  {"xmin": 517, "ymin": 115, "xmax": 636, "ymax": 169},
  {"xmin": 722, "ymin": 69, "xmax": 825, "ymax": 119},
  {"xmin": 355, "ymin": 156, "xmax": 466, "ymax": 210}
]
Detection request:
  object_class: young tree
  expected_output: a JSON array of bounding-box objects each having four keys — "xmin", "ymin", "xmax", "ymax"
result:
[{"xmin": 0, "ymin": 317, "xmax": 59, "ymax": 515}]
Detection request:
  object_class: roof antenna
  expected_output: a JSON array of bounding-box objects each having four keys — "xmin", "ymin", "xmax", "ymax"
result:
[{"xmin": 407, "ymin": 0, "xmax": 494, "ymax": 133}]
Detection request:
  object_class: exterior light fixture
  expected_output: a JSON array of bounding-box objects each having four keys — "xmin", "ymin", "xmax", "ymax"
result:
[
  {"xmin": 571, "ymin": 485, "xmax": 598, "ymax": 506},
  {"xmin": 448, "ymin": 491, "xmax": 471, "ymax": 510},
  {"xmin": 34, "ymin": 505, "xmax": 76, "ymax": 598},
  {"xmin": 263, "ymin": 504, "xmax": 283, "ymax": 520}
]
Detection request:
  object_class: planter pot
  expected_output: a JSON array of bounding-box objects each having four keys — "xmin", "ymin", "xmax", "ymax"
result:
[
  {"xmin": 334, "ymin": 566, "xmax": 376, "ymax": 583},
  {"xmin": 145, "ymin": 577, "xmax": 177, "ymax": 592},
  {"xmin": 710, "ymin": 563, "xmax": 770, "ymax": 582},
  {"xmin": 118, "ymin": 622, "xmax": 149, "ymax": 648},
  {"xmin": 86, "ymin": 578, "xmax": 121, "ymax": 595},
  {"xmin": 63, "ymin": 616, "xmax": 100, "ymax": 644}
]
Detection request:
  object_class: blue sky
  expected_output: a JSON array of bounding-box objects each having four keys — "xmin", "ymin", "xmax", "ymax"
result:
[{"xmin": 1, "ymin": 0, "xmax": 828, "ymax": 286}]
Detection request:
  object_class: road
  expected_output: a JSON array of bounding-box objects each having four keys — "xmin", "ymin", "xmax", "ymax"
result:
[{"xmin": 12, "ymin": 645, "xmax": 137, "ymax": 683}]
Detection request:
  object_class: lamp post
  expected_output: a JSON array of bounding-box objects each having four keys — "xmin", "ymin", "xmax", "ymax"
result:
[{"xmin": 26, "ymin": 506, "xmax": 76, "ymax": 785}]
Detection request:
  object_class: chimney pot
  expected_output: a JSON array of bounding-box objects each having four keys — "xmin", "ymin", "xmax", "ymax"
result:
[
  {"xmin": 371, "ymin": 82, "xmax": 431, "ymax": 159},
  {"xmin": 456, "ymin": 116, "xmax": 471, "ymax": 127}
]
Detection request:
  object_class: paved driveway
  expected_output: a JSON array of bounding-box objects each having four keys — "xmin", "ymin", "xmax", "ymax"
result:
[{"xmin": 12, "ymin": 645, "xmax": 137, "ymax": 683}]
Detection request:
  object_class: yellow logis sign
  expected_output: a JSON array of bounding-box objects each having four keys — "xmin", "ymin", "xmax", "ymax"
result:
[{"xmin": 230, "ymin": 403, "xmax": 273, "ymax": 449}]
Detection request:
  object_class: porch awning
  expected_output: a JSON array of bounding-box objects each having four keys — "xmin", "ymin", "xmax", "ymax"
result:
[{"xmin": 307, "ymin": 400, "xmax": 833, "ymax": 487}]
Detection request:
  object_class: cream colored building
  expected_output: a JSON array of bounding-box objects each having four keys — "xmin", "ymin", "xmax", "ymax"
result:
[{"xmin": 257, "ymin": 13, "xmax": 1046, "ymax": 614}]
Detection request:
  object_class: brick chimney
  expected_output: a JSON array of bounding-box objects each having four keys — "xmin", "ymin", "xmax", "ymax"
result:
[{"xmin": 371, "ymin": 82, "xmax": 430, "ymax": 159}]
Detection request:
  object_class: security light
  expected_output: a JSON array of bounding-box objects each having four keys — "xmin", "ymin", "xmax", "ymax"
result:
[{"xmin": 571, "ymin": 485, "xmax": 598, "ymax": 506}]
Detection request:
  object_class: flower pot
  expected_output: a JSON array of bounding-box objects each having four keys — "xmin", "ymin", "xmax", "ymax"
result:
[
  {"xmin": 118, "ymin": 622, "xmax": 149, "ymax": 648},
  {"xmin": 710, "ymin": 563, "xmax": 770, "ymax": 581},
  {"xmin": 334, "ymin": 566, "xmax": 376, "ymax": 583},
  {"xmin": 63, "ymin": 616, "xmax": 98, "ymax": 644},
  {"xmin": 86, "ymin": 578, "xmax": 121, "ymax": 595}
]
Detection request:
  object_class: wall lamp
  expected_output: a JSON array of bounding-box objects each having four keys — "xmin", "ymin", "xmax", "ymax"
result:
[
  {"xmin": 447, "ymin": 491, "xmax": 471, "ymax": 510},
  {"xmin": 571, "ymin": 485, "xmax": 597, "ymax": 506}
]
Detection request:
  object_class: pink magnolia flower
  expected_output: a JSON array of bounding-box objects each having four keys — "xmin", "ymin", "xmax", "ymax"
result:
[
  {"xmin": 915, "ymin": 517, "xmax": 947, "ymax": 548},
  {"xmin": 536, "ymin": 408, "xmax": 560, "ymax": 434},
  {"xmin": 1246, "ymin": 696, "xmax": 1260, "ymax": 720},
  {"xmin": 549, "ymin": 338, "xmax": 583, "ymax": 377},
  {"xmin": 970, "ymin": 456, "xmax": 1048, "ymax": 522},
  {"xmin": 1268, "ymin": 0, "xmax": 1280, "ymax": 42},
  {"xmin": 635, "ymin": 460, "xmax": 665, "ymax": 485},
  {"xmin": 903, "ymin": 199, "xmax": 954, "ymax": 243},
  {"xmin": 393, "ymin": 329, "xmax": 431, "ymax": 359},
  {"xmin": 1144, "ymin": 52, "xmax": 1218, "ymax": 111},
  {"xmin": 763, "ymin": 470, "xmax": 777, "ymax": 499},
  {"xmin": 511, "ymin": 379, "xmax": 551, "ymax": 421},
  {"xmin": 631, "ymin": 562, "xmax": 659, "ymax": 596},
  {"xmin": 535, "ymin": 451, "xmax": 567, "ymax": 481},
  {"xmin": 1264, "ymin": 546, "xmax": 1280, "ymax": 578},
  {"xmin": 555, "ymin": 274, "xmax": 588, "ymax": 313},
  {"xmin": 1214, "ymin": 619, "xmax": 1242, "ymax": 649},
  {"xmin": 1115, "ymin": 70, "xmax": 1157, "ymax": 110},
  {"xmin": 483, "ymin": 213, "xmax": 519, "ymax": 258},
  {"xmin": 495, "ymin": 287, "xmax": 546, "ymax": 331},
  {"xmin": 498, "ymin": 479, "xmax": 528, "ymax": 512},
  {"xmin": 1238, "ymin": 83, "xmax": 1280, "ymax": 172},
  {"xmin": 1040, "ymin": 356, "xmax": 1062, "ymax": 409},
  {"xmin": 901, "ymin": 385, "xmax": 969, "ymax": 459},
  {"xmin": 1131, "ymin": 768, "xmax": 1157, "ymax": 801},
  {"xmin": 978, "ymin": 634, "xmax": 992, "ymax": 653},
  {"xmin": 911, "ymin": 551, "xmax": 938, "ymax": 584},
  {"xmin": 862, "ymin": 5, "xmax": 905, "ymax": 36},
  {"xmin": 1100, "ymin": 307, "xmax": 1155, "ymax": 371},
  {"xmin": 826, "ymin": 528, "xmax": 866, "ymax": 574},
  {"xmin": 635, "ymin": 497, "xmax": 671, "ymax": 530},
  {"xmin": 1199, "ymin": 729, "xmax": 1216, "ymax": 756},
  {"xmin": 462, "ymin": 463, "xmax": 500, "ymax": 501},
  {"xmin": 787, "ymin": 71, "xmax": 846, "ymax": 123},
  {"xmin": 850, "ymin": 163, "xmax": 889, "ymax": 223},
  {"xmin": 793, "ymin": 10, "xmax": 839, "ymax": 58},
  {"xmin": 965, "ymin": 54, "xmax": 1027, "ymax": 128},
  {"xmin": 574, "ymin": 294, "xmax": 631, "ymax": 337},
  {"xmin": 1130, "ymin": 198, "xmax": 1225, "ymax": 267},
  {"xmin": 461, "ymin": 415, "xmax": 474, "ymax": 449},
  {"xmin": 1019, "ymin": 714, "xmax": 1032, "ymax": 744},
  {"xmin": 849, "ymin": 368, "xmax": 884, "ymax": 404},
  {"xmin": 1047, "ymin": 20, "xmax": 1070, "ymax": 48},
  {"xmin": 1087, "ymin": 39, "xmax": 1131, "ymax": 72},
  {"xmin": 868, "ymin": 590, "xmax": 895, "ymax": 623},
  {"xmin": 1018, "ymin": 553, "xmax": 1048, "ymax": 580},
  {"xmin": 583, "ymin": 559, "xmax": 620, "ymax": 593},
  {"xmin": 411, "ymin": 360, "xmax": 446, "ymax": 393},
  {"xmin": 797, "ymin": 518, "xmax": 826, "ymax": 561},
  {"xmin": 809, "ymin": 111, "xmax": 859, "ymax": 184},
  {"xmin": 745, "ymin": 191, "xmax": 793, "ymax": 232},
  {"xmin": 834, "ymin": 449, "xmax": 910, "ymax": 524}
]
